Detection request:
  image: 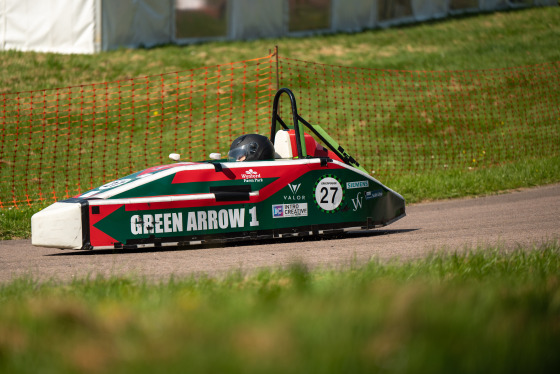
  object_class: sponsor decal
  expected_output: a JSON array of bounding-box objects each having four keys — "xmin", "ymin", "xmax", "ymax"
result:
[
  {"xmin": 351, "ymin": 192, "xmax": 364, "ymax": 212},
  {"xmin": 129, "ymin": 207, "xmax": 259, "ymax": 236},
  {"xmin": 241, "ymin": 169, "xmax": 263, "ymax": 183},
  {"xmin": 365, "ymin": 190, "xmax": 383, "ymax": 200},
  {"xmin": 346, "ymin": 181, "xmax": 369, "ymax": 189},
  {"xmin": 284, "ymin": 183, "xmax": 306, "ymax": 201},
  {"xmin": 99, "ymin": 178, "xmax": 132, "ymax": 190},
  {"xmin": 288, "ymin": 183, "xmax": 301, "ymax": 194},
  {"xmin": 273, "ymin": 205, "xmax": 284, "ymax": 217},
  {"xmin": 314, "ymin": 175, "xmax": 344, "ymax": 213},
  {"xmin": 272, "ymin": 203, "xmax": 308, "ymax": 218}
]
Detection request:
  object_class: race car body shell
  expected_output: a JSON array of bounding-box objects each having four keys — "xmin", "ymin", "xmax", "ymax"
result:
[{"xmin": 31, "ymin": 157, "xmax": 405, "ymax": 250}]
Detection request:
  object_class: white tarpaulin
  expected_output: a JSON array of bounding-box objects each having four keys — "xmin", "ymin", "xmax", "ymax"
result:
[
  {"xmin": 0, "ymin": 0, "xmax": 556, "ymax": 54},
  {"xmin": 0, "ymin": 0, "xmax": 97, "ymax": 53}
]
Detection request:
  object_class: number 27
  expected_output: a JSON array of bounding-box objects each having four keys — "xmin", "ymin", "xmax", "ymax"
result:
[{"xmin": 320, "ymin": 187, "xmax": 338, "ymax": 204}]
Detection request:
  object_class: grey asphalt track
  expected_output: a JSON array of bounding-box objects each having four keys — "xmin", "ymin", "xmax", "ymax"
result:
[{"xmin": 1, "ymin": 183, "xmax": 559, "ymax": 283}]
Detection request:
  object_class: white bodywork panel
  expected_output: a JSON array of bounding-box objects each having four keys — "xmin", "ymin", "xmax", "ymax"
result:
[{"xmin": 31, "ymin": 202, "xmax": 83, "ymax": 249}]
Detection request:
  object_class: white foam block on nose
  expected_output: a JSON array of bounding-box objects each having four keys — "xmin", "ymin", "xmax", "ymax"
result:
[{"xmin": 31, "ymin": 202, "xmax": 83, "ymax": 249}]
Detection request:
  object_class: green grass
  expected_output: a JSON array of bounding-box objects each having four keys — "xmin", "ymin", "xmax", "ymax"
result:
[
  {"xmin": 1, "ymin": 7, "xmax": 560, "ymax": 238},
  {"xmin": 0, "ymin": 202, "xmax": 50, "ymax": 240},
  {"xmin": 389, "ymin": 155, "xmax": 560, "ymax": 203},
  {"xmin": 1, "ymin": 242, "xmax": 559, "ymax": 373},
  {"xmin": 1, "ymin": 7, "xmax": 559, "ymax": 92}
]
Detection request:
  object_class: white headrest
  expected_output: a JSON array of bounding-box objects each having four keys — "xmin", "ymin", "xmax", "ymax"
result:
[{"xmin": 274, "ymin": 130, "xmax": 293, "ymax": 159}]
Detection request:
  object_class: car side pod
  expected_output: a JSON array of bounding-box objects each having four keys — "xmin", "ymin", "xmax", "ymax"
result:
[{"xmin": 31, "ymin": 201, "xmax": 84, "ymax": 249}]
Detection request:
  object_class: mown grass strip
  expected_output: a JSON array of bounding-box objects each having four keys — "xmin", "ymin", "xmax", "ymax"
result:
[
  {"xmin": 389, "ymin": 155, "xmax": 560, "ymax": 203},
  {"xmin": 1, "ymin": 242, "xmax": 559, "ymax": 373}
]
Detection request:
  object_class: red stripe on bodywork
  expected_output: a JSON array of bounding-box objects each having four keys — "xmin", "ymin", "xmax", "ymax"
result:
[
  {"xmin": 89, "ymin": 204, "xmax": 122, "ymax": 246},
  {"xmin": 174, "ymin": 162, "xmax": 345, "ymax": 204},
  {"xmin": 102, "ymin": 162, "xmax": 344, "ymax": 212},
  {"xmin": 171, "ymin": 168, "xmax": 235, "ymax": 183}
]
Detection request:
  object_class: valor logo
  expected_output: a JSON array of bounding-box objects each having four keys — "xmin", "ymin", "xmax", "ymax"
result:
[
  {"xmin": 346, "ymin": 181, "xmax": 369, "ymax": 189},
  {"xmin": 284, "ymin": 183, "xmax": 306, "ymax": 201},
  {"xmin": 289, "ymin": 183, "xmax": 301, "ymax": 194}
]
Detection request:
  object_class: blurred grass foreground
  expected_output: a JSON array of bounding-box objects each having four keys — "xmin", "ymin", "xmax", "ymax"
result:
[{"xmin": 0, "ymin": 242, "xmax": 559, "ymax": 373}]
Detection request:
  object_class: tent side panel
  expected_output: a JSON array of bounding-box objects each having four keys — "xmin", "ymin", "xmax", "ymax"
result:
[{"xmin": 1, "ymin": 0, "xmax": 96, "ymax": 54}]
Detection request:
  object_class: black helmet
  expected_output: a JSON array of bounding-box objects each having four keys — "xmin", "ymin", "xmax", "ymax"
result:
[{"xmin": 228, "ymin": 134, "xmax": 274, "ymax": 162}]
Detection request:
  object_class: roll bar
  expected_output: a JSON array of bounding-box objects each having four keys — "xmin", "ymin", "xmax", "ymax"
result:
[{"xmin": 269, "ymin": 88, "xmax": 366, "ymax": 173}]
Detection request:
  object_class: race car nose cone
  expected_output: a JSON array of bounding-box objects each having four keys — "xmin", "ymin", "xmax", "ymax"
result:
[{"xmin": 31, "ymin": 202, "xmax": 83, "ymax": 249}]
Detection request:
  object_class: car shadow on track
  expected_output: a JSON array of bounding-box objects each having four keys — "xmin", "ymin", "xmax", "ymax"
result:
[{"xmin": 45, "ymin": 228, "xmax": 419, "ymax": 257}]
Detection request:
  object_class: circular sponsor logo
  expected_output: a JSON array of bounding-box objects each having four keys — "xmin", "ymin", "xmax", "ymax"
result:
[{"xmin": 314, "ymin": 175, "xmax": 344, "ymax": 213}]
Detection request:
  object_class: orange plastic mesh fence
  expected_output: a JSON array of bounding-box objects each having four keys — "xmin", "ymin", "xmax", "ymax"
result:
[
  {"xmin": 0, "ymin": 55, "xmax": 275, "ymax": 208},
  {"xmin": 277, "ymin": 57, "xmax": 560, "ymax": 178},
  {"xmin": 0, "ymin": 53, "xmax": 559, "ymax": 208}
]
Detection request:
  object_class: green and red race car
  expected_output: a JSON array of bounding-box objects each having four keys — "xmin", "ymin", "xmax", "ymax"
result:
[{"xmin": 32, "ymin": 88, "xmax": 405, "ymax": 250}]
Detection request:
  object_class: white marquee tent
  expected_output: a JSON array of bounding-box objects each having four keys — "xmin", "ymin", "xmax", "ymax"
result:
[{"xmin": 0, "ymin": 0, "xmax": 555, "ymax": 54}]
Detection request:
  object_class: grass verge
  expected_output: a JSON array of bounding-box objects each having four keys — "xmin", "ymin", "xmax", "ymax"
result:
[
  {"xmin": 1, "ymin": 241, "xmax": 559, "ymax": 373},
  {"xmin": 389, "ymin": 155, "xmax": 560, "ymax": 203}
]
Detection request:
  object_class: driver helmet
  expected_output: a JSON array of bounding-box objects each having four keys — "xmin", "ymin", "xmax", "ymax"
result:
[{"xmin": 228, "ymin": 134, "xmax": 274, "ymax": 162}]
